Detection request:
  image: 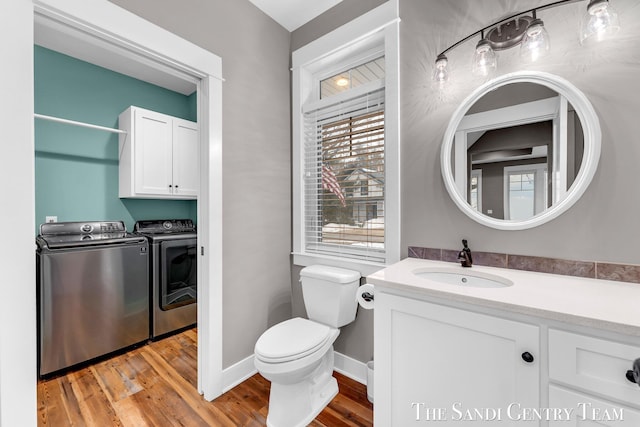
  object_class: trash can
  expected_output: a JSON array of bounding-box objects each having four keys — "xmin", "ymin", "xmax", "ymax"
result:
[{"xmin": 366, "ymin": 360, "xmax": 374, "ymax": 403}]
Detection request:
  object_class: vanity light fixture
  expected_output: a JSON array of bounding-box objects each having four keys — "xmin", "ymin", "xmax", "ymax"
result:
[
  {"xmin": 520, "ymin": 11, "xmax": 551, "ymax": 62},
  {"xmin": 432, "ymin": 0, "xmax": 620, "ymax": 83},
  {"xmin": 580, "ymin": 0, "xmax": 620, "ymax": 44},
  {"xmin": 472, "ymin": 31, "xmax": 497, "ymax": 77},
  {"xmin": 433, "ymin": 53, "xmax": 449, "ymax": 83}
]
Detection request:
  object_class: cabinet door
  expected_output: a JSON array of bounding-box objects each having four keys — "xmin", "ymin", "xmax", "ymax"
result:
[
  {"xmin": 134, "ymin": 109, "xmax": 173, "ymax": 196},
  {"xmin": 172, "ymin": 119, "xmax": 199, "ymax": 198},
  {"xmin": 549, "ymin": 385, "xmax": 639, "ymax": 426},
  {"xmin": 375, "ymin": 292, "xmax": 540, "ymax": 426}
]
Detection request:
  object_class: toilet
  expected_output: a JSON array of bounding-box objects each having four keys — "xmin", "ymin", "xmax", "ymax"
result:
[{"xmin": 254, "ymin": 265, "xmax": 361, "ymax": 427}]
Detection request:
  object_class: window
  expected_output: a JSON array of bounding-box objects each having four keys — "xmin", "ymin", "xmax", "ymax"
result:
[
  {"xmin": 508, "ymin": 172, "xmax": 536, "ymax": 220},
  {"xmin": 504, "ymin": 164, "xmax": 547, "ymax": 220},
  {"xmin": 292, "ymin": 3, "xmax": 399, "ymax": 270},
  {"xmin": 304, "ymin": 86, "xmax": 385, "ymax": 261},
  {"xmin": 470, "ymin": 170, "xmax": 482, "ymax": 212}
]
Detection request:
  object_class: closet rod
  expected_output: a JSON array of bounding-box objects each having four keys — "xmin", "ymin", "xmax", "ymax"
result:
[{"xmin": 34, "ymin": 113, "xmax": 127, "ymax": 135}]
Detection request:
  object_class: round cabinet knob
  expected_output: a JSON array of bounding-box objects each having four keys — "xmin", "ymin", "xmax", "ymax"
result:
[
  {"xmin": 628, "ymin": 358, "xmax": 640, "ymax": 388},
  {"xmin": 521, "ymin": 352, "xmax": 535, "ymax": 363},
  {"xmin": 626, "ymin": 370, "xmax": 637, "ymax": 384}
]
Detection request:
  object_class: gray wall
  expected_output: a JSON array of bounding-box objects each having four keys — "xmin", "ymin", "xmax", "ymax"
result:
[
  {"xmin": 291, "ymin": 0, "xmax": 388, "ymax": 51},
  {"xmin": 111, "ymin": 0, "xmax": 640, "ymax": 369},
  {"xmin": 402, "ymin": 0, "xmax": 640, "ymax": 265},
  {"xmin": 109, "ymin": 0, "xmax": 292, "ymax": 368},
  {"xmin": 292, "ymin": 0, "xmax": 640, "ymax": 365}
]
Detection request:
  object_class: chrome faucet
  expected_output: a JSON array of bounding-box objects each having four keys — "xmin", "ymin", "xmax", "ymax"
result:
[{"xmin": 458, "ymin": 239, "xmax": 473, "ymax": 267}]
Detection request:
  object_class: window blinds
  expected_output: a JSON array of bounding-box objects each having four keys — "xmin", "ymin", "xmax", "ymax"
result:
[{"xmin": 303, "ymin": 86, "xmax": 385, "ymax": 263}]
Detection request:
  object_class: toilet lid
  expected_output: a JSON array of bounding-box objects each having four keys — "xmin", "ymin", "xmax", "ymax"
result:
[{"xmin": 255, "ymin": 318, "xmax": 333, "ymax": 363}]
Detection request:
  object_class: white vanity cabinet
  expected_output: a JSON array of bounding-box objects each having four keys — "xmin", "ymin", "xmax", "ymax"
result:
[
  {"xmin": 375, "ymin": 291, "xmax": 540, "ymax": 426},
  {"xmin": 548, "ymin": 329, "xmax": 640, "ymax": 426},
  {"xmin": 119, "ymin": 106, "xmax": 198, "ymax": 199},
  {"xmin": 368, "ymin": 258, "xmax": 640, "ymax": 425}
]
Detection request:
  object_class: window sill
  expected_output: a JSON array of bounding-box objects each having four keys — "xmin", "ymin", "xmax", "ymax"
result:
[{"xmin": 292, "ymin": 252, "xmax": 386, "ymax": 277}]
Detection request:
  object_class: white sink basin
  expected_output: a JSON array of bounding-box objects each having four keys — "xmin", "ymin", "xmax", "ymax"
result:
[{"xmin": 413, "ymin": 267, "xmax": 513, "ymax": 288}]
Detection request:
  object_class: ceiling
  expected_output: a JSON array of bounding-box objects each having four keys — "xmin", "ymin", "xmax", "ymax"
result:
[
  {"xmin": 320, "ymin": 57, "xmax": 385, "ymax": 97},
  {"xmin": 247, "ymin": 0, "xmax": 343, "ymax": 32},
  {"xmin": 34, "ymin": 13, "xmax": 198, "ymax": 96}
]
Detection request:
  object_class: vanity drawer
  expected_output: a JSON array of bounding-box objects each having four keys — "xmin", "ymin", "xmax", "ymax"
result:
[
  {"xmin": 549, "ymin": 329, "xmax": 640, "ymax": 407},
  {"xmin": 549, "ymin": 385, "xmax": 640, "ymax": 426}
]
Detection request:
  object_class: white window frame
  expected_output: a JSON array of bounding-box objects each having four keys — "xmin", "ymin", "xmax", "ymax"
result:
[
  {"xmin": 292, "ymin": 2, "xmax": 400, "ymax": 276},
  {"xmin": 470, "ymin": 169, "xmax": 482, "ymax": 212}
]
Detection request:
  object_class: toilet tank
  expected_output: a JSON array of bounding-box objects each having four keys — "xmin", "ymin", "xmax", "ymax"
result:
[{"xmin": 300, "ymin": 265, "xmax": 361, "ymax": 328}]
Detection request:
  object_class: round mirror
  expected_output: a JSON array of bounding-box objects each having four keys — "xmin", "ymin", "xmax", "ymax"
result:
[{"xmin": 441, "ymin": 71, "xmax": 601, "ymax": 230}]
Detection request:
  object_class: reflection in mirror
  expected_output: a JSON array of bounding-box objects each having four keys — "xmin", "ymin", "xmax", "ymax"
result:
[
  {"xmin": 451, "ymin": 82, "xmax": 584, "ymax": 221},
  {"xmin": 441, "ymin": 72, "xmax": 600, "ymax": 230}
]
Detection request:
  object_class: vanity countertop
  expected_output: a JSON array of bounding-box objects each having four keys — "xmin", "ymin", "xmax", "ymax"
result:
[{"xmin": 367, "ymin": 257, "xmax": 640, "ymax": 336}]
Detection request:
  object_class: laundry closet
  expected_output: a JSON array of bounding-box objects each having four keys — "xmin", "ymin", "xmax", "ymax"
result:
[{"xmin": 34, "ymin": 19, "xmax": 200, "ymax": 376}]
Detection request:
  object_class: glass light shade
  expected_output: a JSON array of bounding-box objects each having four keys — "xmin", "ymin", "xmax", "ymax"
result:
[
  {"xmin": 520, "ymin": 19, "xmax": 550, "ymax": 62},
  {"xmin": 580, "ymin": 0, "xmax": 620, "ymax": 44},
  {"xmin": 433, "ymin": 54, "xmax": 449, "ymax": 83},
  {"xmin": 472, "ymin": 39, "xmax": 497, "ymax": 76}
]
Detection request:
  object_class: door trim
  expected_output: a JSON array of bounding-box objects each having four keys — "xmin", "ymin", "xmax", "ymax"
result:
[{"xmin": 33, "ymin": 0, "xmax": 224, "ymax": 400}]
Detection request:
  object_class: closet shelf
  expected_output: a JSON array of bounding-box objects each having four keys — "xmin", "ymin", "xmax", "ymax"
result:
[{"xmin": 35, "ymin": 113, "xmax": 127, "ymax": 135}]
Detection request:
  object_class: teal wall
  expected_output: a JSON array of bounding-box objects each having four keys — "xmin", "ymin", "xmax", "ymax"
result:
[{"xmin": 34, "ymin": 46, "xmax": 197, "ymax": 234}]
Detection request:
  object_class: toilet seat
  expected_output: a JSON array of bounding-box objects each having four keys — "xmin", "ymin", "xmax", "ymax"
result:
[{"xmin": 255, "ymin": 318, "xmax": 334, "ymax": 363}]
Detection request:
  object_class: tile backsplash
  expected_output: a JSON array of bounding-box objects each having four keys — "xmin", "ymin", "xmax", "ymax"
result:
[{"xmin": 408, "ymin": 246, "xmax": 640, "ymax": 284}]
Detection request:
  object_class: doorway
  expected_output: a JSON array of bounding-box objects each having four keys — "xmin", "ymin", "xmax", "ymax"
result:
[{"xmin": 2, "ymin": 1, "xmax": 223, "ymax": 424}]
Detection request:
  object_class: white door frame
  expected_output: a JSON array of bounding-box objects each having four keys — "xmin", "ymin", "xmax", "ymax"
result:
[{"xmin": 1, "ymin": 1, "xmax": 224, "ymax": 424}]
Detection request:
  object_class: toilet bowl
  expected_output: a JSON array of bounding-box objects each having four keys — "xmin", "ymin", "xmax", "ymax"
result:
[
  {"xmin": 255, "ymin": 318, "xmax": 340, "ymax": 427},
  {"xmin": 254, "ymin": 265, "xmax": 361, "ymax": 427}
]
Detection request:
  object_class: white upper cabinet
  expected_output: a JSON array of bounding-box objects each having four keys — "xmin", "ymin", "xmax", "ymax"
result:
[
  {"xmin": 172, "ymin": 119, "xmax": 199, "ymax": 197},
  {"xmin": 131, "ymin": 108, "xmax": 173, "ymax": 196},
  {"xmin": 119, "ymin": 106, "xmax": 198, "ymax": 199}
]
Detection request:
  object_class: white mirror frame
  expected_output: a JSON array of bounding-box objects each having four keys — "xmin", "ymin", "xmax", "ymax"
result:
[{"xmin": 441, "ymin": 71, "xmax": 601, "ymax": 230}]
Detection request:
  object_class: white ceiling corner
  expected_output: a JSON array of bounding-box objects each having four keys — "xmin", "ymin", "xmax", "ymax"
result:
[
  {"xmin": 248, "ymin": 0, "xmax": 343, "ymax": 32},
  {"xmin": 34, "ymin": 13, "xmax": 198, "ymax": 96}
]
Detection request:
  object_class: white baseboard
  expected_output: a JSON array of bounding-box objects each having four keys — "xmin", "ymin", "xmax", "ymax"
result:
[
  {"xmin": 334, "ymin": 351, "xmax": 369, "ymax": 386},
  {"xmin": 221, "ymin": 351, "xmax": 369, "ymax": 393},
  {"xmin": 222, "ymin": 354, "xmax": 257, "ymax": 393}
]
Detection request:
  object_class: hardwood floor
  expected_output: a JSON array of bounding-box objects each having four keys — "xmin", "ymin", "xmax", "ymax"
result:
[{"xmin": 38, "ymin": 328, "xmax": 373, "ymax": 426}]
